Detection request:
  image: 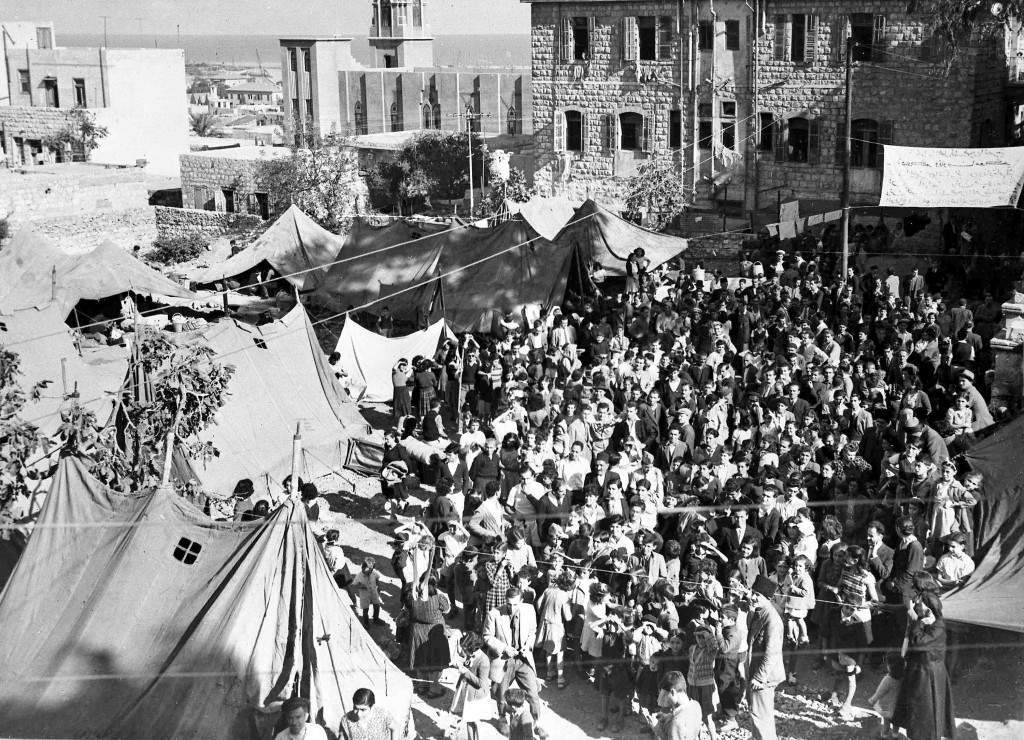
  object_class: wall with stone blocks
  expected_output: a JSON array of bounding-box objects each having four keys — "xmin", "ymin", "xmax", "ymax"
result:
[
  {"xmin": 154, "ymin": 206, "xmax": 263, "ymax": 242},
  {"xmin": 1, "ymin": 171, "xmax": 152, "ymax": 224},
  {"xmin": 28, "ymin": 208, "xmax": 158, "ymax": 254}
]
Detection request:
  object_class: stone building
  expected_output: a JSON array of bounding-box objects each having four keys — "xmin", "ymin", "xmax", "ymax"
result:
[
  {"xmin": 524, "ymin": 0, "xmax": 1022, "ymax": 212},
  {"xmin": 0, "ymin": 20, "xmax": 189, "ymax": 176},
  {"xmin": 278, "ymin": 1, "xmax": 530, "ymax": 144}
]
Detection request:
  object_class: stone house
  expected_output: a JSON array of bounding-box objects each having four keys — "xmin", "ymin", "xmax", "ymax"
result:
[
  {"xmin": 523, "ymin": 0, "xmax": 1023, "ymax": 212},
  {"xmin": 0, "ymin": 20, "xmax": 189, "ymax": 176}
]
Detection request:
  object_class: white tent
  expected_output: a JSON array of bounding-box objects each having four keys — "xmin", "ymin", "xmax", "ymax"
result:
[{"xmin": 334, "ymin": 318, "xmax": 449, "ymax": 402}]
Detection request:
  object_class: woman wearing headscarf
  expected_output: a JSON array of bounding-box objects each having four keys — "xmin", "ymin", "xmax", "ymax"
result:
[{"xmin": 891, "ymin": 573, "xmax": 956, "ymax": 740}]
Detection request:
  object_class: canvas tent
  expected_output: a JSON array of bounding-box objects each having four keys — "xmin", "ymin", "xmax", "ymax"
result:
[
  {"xmin": 0, "ymin": 456, "xmax": 412, "ymax": 738},
  {"xmin": 335, "ymin": 317, "xmax": 449, "ymax": 402},
  {"xmin": 0, "ymin": 303, "xmax": 127, "ymax": 437},
  {"xmin": 943, "ymin": 415, "xmax": 1024, "ymax": 632},
  {"xmin": 439, "ymin": 218, "xmax": 574, "ymax": 333},
  {"xmin": 313, "ymin": 218, "xmax": 456, "ymax": 318},
  {"xmin": 0, "ymin": 231, "xmax": 194, "ymax": 316},
  {"xmin": 501, "ymin": 196, "xmax": 578, "ymax": 241},
  {"xmin": 171, "ymin": 303, "xmax": 372, "ymax": 499},
  {"xmin": 194, "ymin": 205, "xmax": 346, "ymax": 291},
  {"xmin": 553, "ymin": 199, "xmax": 688, "ymax": 276}
]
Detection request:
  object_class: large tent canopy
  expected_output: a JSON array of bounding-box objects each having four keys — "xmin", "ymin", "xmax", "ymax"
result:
[
  {"xmin": 172, "ymin": 303, "xmax": 371, "ymax": 499},
  {"xmin": 194, "ymin": 205, "xmax": 346, "ymax": 291},
  {"xmin": 0, "ymin": 231, "xmax": 194, "ymax": 316},
  {"xmin": 314, "ymin": 217, "xmax": 575, "ymax": 332},
  {"xmin": 439, "ymin": 218, "xmax": 573, "ymax": 333},
  {"xmin": 0, "ymin": 304, "xmax": 127, "ymax": 437},
  {"xmin": 313, "ymin": 218, "xmax": 458, "ymax": 317},
  {"xmin": 943, "ymin": 415, "xmax": 1024, "ymax": 632},
  {"xmin": 553, "ymin": 199, "xmax": 688, "ymax": 276},
  {"xmin": 0, "ymin": 456, "xmax": 412, "ymax": 738}
]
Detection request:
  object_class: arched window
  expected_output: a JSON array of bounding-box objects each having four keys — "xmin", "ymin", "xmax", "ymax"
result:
[
  {"xmin": 422, "ymin": 104, "xmax": 432, "ymax": 130},
  {"xmin": 554, "ymin": 109, "xmax": 584, "ymax": 152},
  {"xmin": 507, "ymin": 106, "xmax": 519, "ymax": 135},
  {"xmin": 850, "ymin": 118, "xmax": 879, "ymax": 168},
  {"xmin": 787, "ymin": 117, "xmax": 810, "ymax": 162},
  {"xmin": 390, "ymin": 102, "xmax": 402, "ymax": 132},
  {"xmin": 619, "ymin": 111, "xmax": 644, "ymax": 151},
  {"xmin": 354, "ymin": 101, "xmax": 367, "ymax": 136},
  {"xmin": 432, "ymin": 104, "xmax": 442, "ymax": 130}
]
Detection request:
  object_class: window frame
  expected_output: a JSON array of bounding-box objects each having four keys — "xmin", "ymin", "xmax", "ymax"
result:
[
  {"xmin": 725, "ymin": 20, "xmax": 740, "ymax": 51},
  {"xmin": 698, "ymin": 21, "xmax": 714, "ymax": 51},
  {"xmin": 556, "ymin": 108, "xmax": 585, "ymax": 153},
  {"xmin": 619, "ymin": 111, "xmax": 645, "ymax": 151},
  {"xmin": 18, "ymin": 69, "xmax": 30, "ymax": 94},
  {"xmin": 637, "ymin": 16, "xmax": 658, "ymax": 61},
  {"xmin": 669, "ymin": 109, "xmax": 682, "ymax": 150}
]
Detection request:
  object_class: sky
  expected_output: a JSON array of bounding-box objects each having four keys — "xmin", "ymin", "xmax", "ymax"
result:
[{"xmin": 0, "ymin": 0, "xmax": 532, "ymax": 36}]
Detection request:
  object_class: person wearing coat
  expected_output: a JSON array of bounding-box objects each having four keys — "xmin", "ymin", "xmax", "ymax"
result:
[
  {"xmin": 483, "ymin": 586, "xmax": 543, "ymax": 732},
  {"xmin": 746, "ymin": 576, "xmax": 786, "ymax": 740},
  {"xmin": 892, "ymin": 581, "xmax": 956, "ymax": 740}
]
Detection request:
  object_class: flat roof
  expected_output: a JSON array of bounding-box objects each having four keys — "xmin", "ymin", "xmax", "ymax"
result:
[{"xmin": 184, "ymin": 145, "xmax": 291, "ymax": 161}]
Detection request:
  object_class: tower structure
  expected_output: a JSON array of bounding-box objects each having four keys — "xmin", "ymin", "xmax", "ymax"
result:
[{"xmin": 368, "ymin": 0, "xmax": 434, "ymax": 68}]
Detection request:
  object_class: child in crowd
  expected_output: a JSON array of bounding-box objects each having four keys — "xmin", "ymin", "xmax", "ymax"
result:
[{"xmin": 352, "ymin": 557, "xmax": 384, "ymax": 626}]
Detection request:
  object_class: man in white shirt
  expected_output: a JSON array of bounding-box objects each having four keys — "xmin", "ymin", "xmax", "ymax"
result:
[{"xmin": 557, "ymin": 441, "xmax": 590, "ymax": 499}]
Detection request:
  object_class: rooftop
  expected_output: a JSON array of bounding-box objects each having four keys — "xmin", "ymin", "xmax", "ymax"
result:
[
  {"xmin": 226, "ymin": 79, "xmax": 281, "ymax": 94},
  {"xmin": 184, "ymin": 144, "xmax": 291, "ymax": 161}
]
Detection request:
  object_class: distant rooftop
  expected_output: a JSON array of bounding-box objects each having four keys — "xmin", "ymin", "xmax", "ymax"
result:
[
  {"xmin": 184, "ymin": 144, "xmax": 290, "ymax": 161},
  {"xmin": 226, "ymin": 79, "xmax": 280, "ymax": 94}
]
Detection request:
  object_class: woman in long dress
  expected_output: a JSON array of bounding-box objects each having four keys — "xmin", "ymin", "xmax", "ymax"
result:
[
  {"xmin": 535, "ymin": 570, "xmax": 575, "ymax": 688},
  {"xmin": 407, "ymin": 577, "xmax": 451, "ymax": 698},
  {"xmin": 892, "ymin": 576, "xmax": 956, "ymax": 740},
  {"xmin": 392, "ymin": 359, "xmax": 412, "ymax": 421}
]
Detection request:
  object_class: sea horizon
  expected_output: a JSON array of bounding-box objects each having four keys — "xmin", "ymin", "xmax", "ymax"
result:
[{"xmin": 59, "ymin": 32, "xmax": 530, "ymax": 69}]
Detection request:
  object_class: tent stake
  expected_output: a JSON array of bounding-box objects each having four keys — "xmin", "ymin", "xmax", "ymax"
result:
[{"xmin": 289, "ymin": 422, "xmax": 302, "ymax": 498}]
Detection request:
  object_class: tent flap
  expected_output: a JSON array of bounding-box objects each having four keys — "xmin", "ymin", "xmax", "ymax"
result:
[{"xmin": 335, "ymin": 318, "xmax": 448, "ymax": 402}]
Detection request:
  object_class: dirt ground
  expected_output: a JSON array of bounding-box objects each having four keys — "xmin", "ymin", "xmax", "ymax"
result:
[{"xmin": 319, "ymin": 402, "xmax": 1024, "ymax": 740}]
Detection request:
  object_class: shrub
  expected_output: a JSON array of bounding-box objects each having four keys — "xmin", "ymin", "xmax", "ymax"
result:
[{"xmin": 147, "ymin": 234, "xmax": 208, "ymax": 265}]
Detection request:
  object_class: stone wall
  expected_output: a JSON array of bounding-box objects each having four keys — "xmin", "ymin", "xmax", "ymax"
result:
[
  {"xmin": 0, "ymin": 165, "xmax": 154, "ymax": 223},
  {"xmin": 154, "ymin": 206, "xmax": 263, "ymax": 242},
  {"xmin": 0, "ymin": 107, "xmax": 76, "ymax": 166},
  {"xmin": 179, "ymin": 152, "xmax": 273, "ymax": 214},
  {"xmin": 30, "ymin": 207, "xmax": 157, "ymax": 253}
]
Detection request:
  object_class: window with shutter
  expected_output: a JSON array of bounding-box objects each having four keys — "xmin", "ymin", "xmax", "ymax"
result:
[
  {"xmin": 642, "ymin": 115, "xmax": 652, "ymax": 153},
  {"xmin": 554, "ymin": 110, "xmax": 566, "ymax": 151},
  {"xmin": 791, "ymin": 14, "xmax": 806, "ymax": 62},
  {"xmin": 588, "ymin": 17, "xmax": 596, "ymax": 59},
  {"xmin": 808, "ymin": 119, "xmax": 821, "ymax": 164},
  {"xmin": 835, "ymin": 17, "xmax": 849, "ymax": 62},
  {"xmin": 850, "ymin": 14, "xmax": 874, "ymax": 61},
  {"xmin": 605, "ymin": 113, "xmax": 616, "ymax": 150},
  {"xmin": 773, "ymin": 16, "xmax": 788, "ymax": 61},
  {"xmin": 774, "ymin": 118, "xmax": 786, "ymax": 162},
  {"xmin": 560, "ymin": 16, "xmax": 573, "ymax": 63},
  {"xmin": 580, "ymin": 112, "xmax": 588, "ymax": 151},
  {"xmin": 659, "ymin": 16, "xmax": 673, "ymax": 60},
  {"xmin": 804, "ymin": 15, "xmax": 818, "ymax": 64},
  {"xmin": 872, "ymin": 16, "xmax": 887, "ymax": 61},
  {"xmin": 622, "ymin": 17, "xmax": 638, "ymax": 62}
]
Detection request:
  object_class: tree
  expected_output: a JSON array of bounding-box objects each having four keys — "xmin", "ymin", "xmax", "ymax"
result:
[
  {"xmin": 61, "ymin": 330, "xmax": 235, "ymax": 492},
  {"xmin": 254, "ymin": 131, "xmax": 363, "ymax": 232},
  {"xmin": 485, "ymin": 164, "xmax": 533, "ymax": 216},
  {"xmin": 190, "ymin": 111, "xmax": 219, "ymax": 137},
  {"xmin": 366, "ymin": 131, "xmax": 486, "ymax": 214},
  {"xmin": 625, "ymin": 156, "xmax": 688, "ymax": 232},
  {"xmin": 908, "ymin": 0, "xmax": 1009, "ymax": 59},
  {"xmin": 43, "ymin": 108, "xmax": 108, "ymax": 162},
  {"xmin": 0, "ymin": 349, "xmax": 43, "ymax": 514}
]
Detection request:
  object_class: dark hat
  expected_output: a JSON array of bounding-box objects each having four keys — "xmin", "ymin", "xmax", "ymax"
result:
[
  {"xmin": 751, "ymin": 574, "xmax": 778, "ymax": 599},
  {"xmin": 233, "ymin": 478, "xmax": 255, "ymax": 497}
]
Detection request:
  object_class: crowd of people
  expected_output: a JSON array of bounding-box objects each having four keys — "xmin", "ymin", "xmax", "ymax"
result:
[{"xmin": 329, "ymin": 231, "xmax": 1005, "ymax": 740}]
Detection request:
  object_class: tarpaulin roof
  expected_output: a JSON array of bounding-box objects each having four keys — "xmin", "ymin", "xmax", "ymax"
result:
[
  {"xmin": 172, "ymin": 304, "xmax": 371, "ymax": 498},
  {"xmin": 194, "ymin": 205, "xmax": 346, "ymax": 291},
  {"xmin": 440, "ymin": 218, "xmax": 574, "ymax": 333},
  {"xmin": 335, "ymin": 318, "xmax": 449, "ymax": 402},
  {"xmin": 502, "ymin": 196, "xmax": 579, "ymax": 241},
  {"xmin": 313, "ymin": 218, "xmax": 455, "ymax": 318},
  {"xmin": 553, "ymin": 199, "xmax": 688, "ymax": 276},
  {"xmin": 0, "ymin": 231, "xmax": 194, "ymax": 315},
  {"xmin": 943, "ymin": 415, "xmax": 1024, "ymax": 633},
  {"xmin": 0, "ymin": 456, "xmax": 412, "ymax": 738},
  {"xmin": 0, "ymin": 304, "xmax": 127, "ymax": 437}
]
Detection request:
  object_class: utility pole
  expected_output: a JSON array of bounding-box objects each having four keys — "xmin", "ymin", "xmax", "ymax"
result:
[
  {"xmin": 751, "ymin": 0, "xmax": 760, "ymax": 211},
  {"xmin": 100, "ymin": 15, "xmax": 109, "ymax": 47},
  {"xmin": 839, "ymin": 38, "xmax": 854, "ymax": 280},
  {"xmin": 450, "ymin": 108, "xmax": 492, "ymax": 216}
]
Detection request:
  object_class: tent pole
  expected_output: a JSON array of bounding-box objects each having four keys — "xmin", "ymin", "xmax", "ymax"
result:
[
  {"xmin": 161, "ymin": 392, "xmax": 185, "ymax": 487},
  {"xmin": 60, "ymin": 358, "xmax": 68, "ymax": 397},
  {"xmin": 290, "ymin": 422, "xmax": 302, "ymax": 498}
]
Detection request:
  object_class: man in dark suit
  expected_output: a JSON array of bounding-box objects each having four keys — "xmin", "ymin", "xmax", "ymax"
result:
[
  {"xmin": 747, "ymin": 576, "xmax": 785, "ymax": 740},
  {"xmin": 584, "ymin": 454, "xmax": 620, "ymax": 499},
  {"xmin": 610, "ymin": 401, "xmax": 645, "ymax": 451},
  {"xmin": 866, "ymin": 520, "xmax": 894, "ymax": 582},
  {"xmin": 483, "ymin": 586, "xmax": 543, "ymax": 731},
  {"xmin": 716, "ymin": 501, "xmax": 763, "ymax": 563},
  {"xmin": 638, "ymin": 389, "xmax": 669, "ymax": 446},
  {"xmin": 655, "ymin": 425, "xmax": 691, "ymax": 471}
]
